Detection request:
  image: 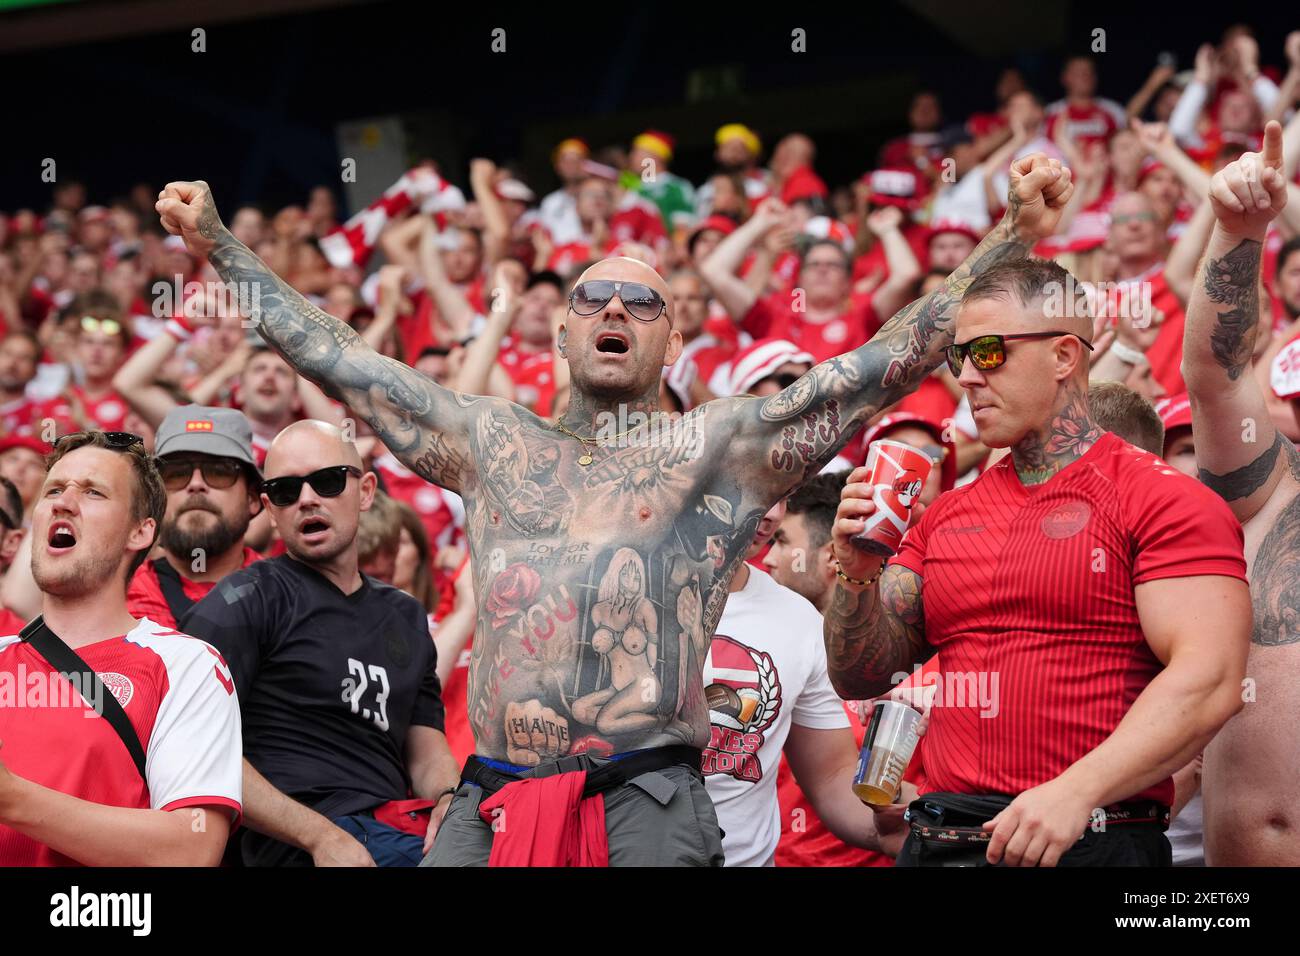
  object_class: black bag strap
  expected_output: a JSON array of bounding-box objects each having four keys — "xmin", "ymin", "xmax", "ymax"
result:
[
  {"xmin": 19, "ymin": 615, "xmax": 148, "ymax": 781},
  {"xmin": 152, "ymin": 557, "xmax": 196, "ymax": 625}
]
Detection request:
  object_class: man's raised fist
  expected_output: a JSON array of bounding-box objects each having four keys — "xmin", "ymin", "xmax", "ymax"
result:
[
  {"xmin": 155, "ymin": 180, "xmax": 223, "ymax": 259},
  {"xmin": 1007, "ymin": 152, "xmax": 1074, "ymax": 242}
]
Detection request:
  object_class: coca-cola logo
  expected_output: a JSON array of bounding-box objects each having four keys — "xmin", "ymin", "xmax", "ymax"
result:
[
  {"xmin": 892, "ymin": 472, "xmax": 923, "ymax": 503},
  {"xmin": 1040, "ymin": 501, "xmax": 1092, "ymax": 539}
]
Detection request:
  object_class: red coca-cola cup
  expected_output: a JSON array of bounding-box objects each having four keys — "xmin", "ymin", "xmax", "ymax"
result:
[{"xmin": 850, "ymin": 439, "xmax": 934, "ymax": 557}]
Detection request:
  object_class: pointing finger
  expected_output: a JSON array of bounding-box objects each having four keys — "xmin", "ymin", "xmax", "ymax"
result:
[{"xmin": 1263, "ymin": 120, "xmax": 1284, "ymax": 169}]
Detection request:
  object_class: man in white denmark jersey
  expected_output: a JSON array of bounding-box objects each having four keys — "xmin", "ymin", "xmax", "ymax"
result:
[{"xmin": 0, "ymin": 430, "xmax": 242, "ymax": 866}]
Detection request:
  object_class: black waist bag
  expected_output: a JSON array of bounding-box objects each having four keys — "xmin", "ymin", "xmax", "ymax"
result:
[{"xmin": 900, "ymin": 792, "xmax": 1014, "ymax": 867}]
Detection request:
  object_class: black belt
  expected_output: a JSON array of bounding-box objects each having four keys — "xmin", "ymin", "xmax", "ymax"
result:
[
  {"xmin": 909, "ymin": 797, "xmax": 1170, "ymax": 847},
  {"xmin": 462, "ymin": 745, "xmax": 703, "ymax": 799}
]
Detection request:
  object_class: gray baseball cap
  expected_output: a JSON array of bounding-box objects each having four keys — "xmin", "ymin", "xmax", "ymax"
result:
[{"xmin": 154, "ymin": 404, "xmax": 259, "ymax": 470}]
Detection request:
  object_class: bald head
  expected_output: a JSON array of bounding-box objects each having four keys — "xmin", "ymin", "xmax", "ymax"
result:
[
  {"xmin": 562, "ymin": 255, "xmax": 682, "ymax": 401},
  {"xmin": 265, "ymin": 419, "xmax": 362, "ymax": 478},
  {"xmin": 575, "ymin": 256, "xmax": 672, "ymax": 318}
]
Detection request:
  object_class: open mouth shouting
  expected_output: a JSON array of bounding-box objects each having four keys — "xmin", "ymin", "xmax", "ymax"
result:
[
  {"xmin": 47, "ymin": 519, "xmax": 78, "ymax": 554},
  {"xmin": 595, "ymin": 330, "xmax": 631, "ymax": 356},
  {"xmin": 297, "ymin": 513, "xmax": 332, "ymax": 545}
]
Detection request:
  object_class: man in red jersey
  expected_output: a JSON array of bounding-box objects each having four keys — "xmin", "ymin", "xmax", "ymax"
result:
[
  {"xmin": 824, "ymin": 256, "xmax": 1251, "ymax": 867},
  {"xmin": 0, "ymin": 431, "xmax": 241, "ymax": 865},
  {"xmin": 127, "ymin": 405, "xmax": 263, "ymax": 629}
]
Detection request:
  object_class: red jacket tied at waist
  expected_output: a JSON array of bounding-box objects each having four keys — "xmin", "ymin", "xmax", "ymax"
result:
[{"xmin": 477, "ymin": 770, "xmax": 609, "ymax": 867}]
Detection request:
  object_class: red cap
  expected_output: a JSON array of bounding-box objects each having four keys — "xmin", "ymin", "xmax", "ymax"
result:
[
  {"xmin": 927, "ymin": 218, "xmax": 982, "ymax": 245},
  {"xmin": 0, "ymin": 435, "xmax": 53, "ymax": 457},
  {"xmin": 1154, "ymin": 393, "xmax": 1193, "ymax": 434},
  {"xmin": 780, "ymin": 165, "xmax": 829, "ymax": 205},
  {"xmin": 1137, "ymin": 158, "xmax": 1167, "ymax": 185},
  {"xmin": 865, "ymin": 167, "xmax": 923, "ymax": 210},
  {"xmin": 727, "ymin": 338, "xmax": 815, "ymax": 395},
  {"xmin": 690, "ymin": 214, "xmax": 737, "ymax": 240}
]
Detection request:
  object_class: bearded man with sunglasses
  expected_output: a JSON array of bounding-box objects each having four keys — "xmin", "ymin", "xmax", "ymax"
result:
[
  {"xmin": 127, "ymin": 405, "xmax": 263, "ymax": 629},
  {"xmin": 157, "ymin": 154, "xmax": 1071, "ymax": 867},
  {"xmin": 825, "ymin": 256, "xmax": 1251, "ymax": 867}
]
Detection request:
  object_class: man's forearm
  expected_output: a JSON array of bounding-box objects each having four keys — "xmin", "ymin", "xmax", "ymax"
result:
[
  {"xmin": 823, "ymin": 572, "xmax": 922, "ymax": 700},
  {"xmin": 1182, "ymin": 225, "xmax": 1262, "ymax": 392},
  {"xmin": 1053, "ymin": 665, "xmax": 1241, "ymax": 811},
  {"xmin": 240, "ymin": 760, "xmax": 339, "ymax": 854},
  {"xmin": 0, "ymin": 774, "xmax": 226, "ymax": 866},
  {"xmin": 203, "ymin": 223, "xmax": 444, "ymax": 464},
  {"xmin": 804, "ymin": 759, "xmax": 886, "ymax": 851}
]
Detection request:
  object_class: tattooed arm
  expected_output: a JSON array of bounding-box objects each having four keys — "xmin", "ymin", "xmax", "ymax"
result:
[
  {"xmin": 821, "ymin": 467, "xmax": 931, "ymax": 699},
  {"xmin": 155, "ymin": 181, "xmax": 478, "ymax": 493},
  {"xmin": 728, "ymin": 153, "xmax": 1073, "ymax": 501},
  {"xmin": 1183, "ymin": 122, "xmax": 1293, "ymax": 522}
]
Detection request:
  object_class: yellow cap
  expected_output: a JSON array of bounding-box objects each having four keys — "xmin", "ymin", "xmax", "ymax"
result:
[{"xmin": 715, "ymin": 123, "xmax": 761, "ymax": 155}]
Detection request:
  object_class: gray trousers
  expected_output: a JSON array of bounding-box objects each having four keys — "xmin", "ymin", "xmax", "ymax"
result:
[{"xmin": 421, "ymin": 760, "xmax": 725, "ymax": 867}]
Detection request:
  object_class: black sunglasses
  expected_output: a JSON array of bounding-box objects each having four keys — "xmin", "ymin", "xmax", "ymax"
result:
[
  {"xmin": 945, "ymin": 332, "xmax": 1093, "ymax": 377},
  {"xmin": 157, "ymin": 457, "xmax": 248, "ymax": 491},
  {"xmin": 52, "ymin": 430, "xmax": 144, "ymax": 453},
  {"xmin": 569, "ymin": 280, "xmax": 668, "ymax": 323},
  {"xmin": 262, "ymin": 465, "xmax": 362, "ymax": 507}
]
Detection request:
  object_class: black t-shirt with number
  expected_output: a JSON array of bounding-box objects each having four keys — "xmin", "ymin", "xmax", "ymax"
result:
[{"xmin": 182, "ymin": 555, "xmax": 443, "ymax": 865}]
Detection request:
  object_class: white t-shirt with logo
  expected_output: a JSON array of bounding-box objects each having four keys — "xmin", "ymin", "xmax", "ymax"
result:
[{"xmin": 703, "ymin": 566, "xmax": 848, "ymax": 867}]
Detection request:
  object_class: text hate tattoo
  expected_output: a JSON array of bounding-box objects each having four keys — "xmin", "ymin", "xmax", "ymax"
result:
[{"xmin": 1203, "ymin": 238, "xmax": 1262, "ymax": 382}]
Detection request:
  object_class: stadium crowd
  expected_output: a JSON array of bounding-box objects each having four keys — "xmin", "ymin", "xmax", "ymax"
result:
[{"xmin": 1, "ymin": 23, "xmax": 1299, "ymax": 867}]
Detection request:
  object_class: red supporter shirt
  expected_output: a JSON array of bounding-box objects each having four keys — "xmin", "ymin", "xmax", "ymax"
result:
[
  {"xmin": 890, "ymin": 432, "xmax": 1246, "ymax": 806},
  {"xmin": 1142, "ymin": 269, "xmax": 1188, "ymax": 396},
  {"xmin": 742, "ymin": 293, "xmax": 880, "ymax": 365},
  {"xmin": 127, "ymin": 548, "xmax": 263, "ymax": 630},
  {"xmin": 852, "ymin": 223, "xmax": 932, "ymax": 287},
  {"xmin": 0, "ymin": 618, "xmax": 243, "ymax": 866},
  {"xmin": 439, "ymin": 634, "xmax": 475, "ymax": 767},
  {"xmin": 1045, "ymin": 99, "xmax": 1126, "ymax": 147},
  {"xmin": 1, "ymin": 396, "xmax": 63, "ymax": 438},
  {"xmin": 497, "ymin": 337, "xmax": 556, "ymax": 417},
  {"xmin": 68, "ymin": 386, "xmax": 130, "ymax": 433},
  {"xmin": 775, "ymin": 656, "xmax": 939, "ymax": 867},
  {"xmin": 373, "ymin": 452, "xmax": 464, "ymax": 551},
  {"xmin": 0, "ymin": 606, "xmax": 26, "ymax": 636}
]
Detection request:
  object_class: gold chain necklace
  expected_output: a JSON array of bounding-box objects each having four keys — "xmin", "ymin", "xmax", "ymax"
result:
[{"xmin": 554, "ymin": 416, "xmax": 646, "ymax": 466}]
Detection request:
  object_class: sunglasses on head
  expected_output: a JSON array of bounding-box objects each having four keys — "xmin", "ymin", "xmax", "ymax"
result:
[
  {"xmin": 569, "ymin": 280, "xmax": 668, "ymax": 323},
  {"xmin": 945, "ymin": 332, "xmax": 1094, "ymax": 377},
  {"xmin": 81, "ymin": 316, "xmax": 123, "ymax": 337},
  {"xmin": 262, "ymin": 465, "xmax": 362, "ymax": 507},
  {"xmin": 157, "ymin": 456, "xmax": 248, "ymax": 491},
  {"xmin": 53, "ymin": 430, "xmax": 144, "ymax": 454}
]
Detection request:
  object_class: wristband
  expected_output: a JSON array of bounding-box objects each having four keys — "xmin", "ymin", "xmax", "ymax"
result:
[
  {"xmin": 435, "ymin": 786, "xmax": 458, "ymax": 802},
  {"xmin": 1107, "ymin": 340, "xmax": 1146, "ymax": 365},
  {"xmin": 835, "ymin": 558, "xmax": 885, "ymax": 588}
]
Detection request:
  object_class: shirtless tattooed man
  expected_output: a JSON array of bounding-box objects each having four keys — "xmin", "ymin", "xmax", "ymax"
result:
[
  {"xmin": 1182, "ymin": 121, "xmax": 1300, "ymax": 865},
  {"xmin": 156, "ymin": 153, "xmax": 1072, "ymax": 865}
]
